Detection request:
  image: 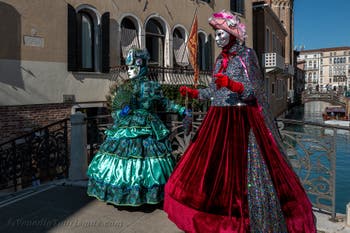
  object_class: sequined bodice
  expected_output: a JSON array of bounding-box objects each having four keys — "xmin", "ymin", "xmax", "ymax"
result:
[{"xmin": 199, "ymin": 44, "xmax": 260, "ymax": 107}]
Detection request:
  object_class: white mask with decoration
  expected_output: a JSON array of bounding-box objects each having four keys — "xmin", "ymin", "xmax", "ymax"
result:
[
  {"xmin": 127, "ymin": 65, "xmax": 140, "ymax": 79},
  {"xmin": 215, "ymin": 29, "xmax": 230, "ymax": 48}
]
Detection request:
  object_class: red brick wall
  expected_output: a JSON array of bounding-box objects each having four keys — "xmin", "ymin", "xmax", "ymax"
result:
[{"xmin": 0, "ymin": 103, "xmax": 72, "ymax": 144}]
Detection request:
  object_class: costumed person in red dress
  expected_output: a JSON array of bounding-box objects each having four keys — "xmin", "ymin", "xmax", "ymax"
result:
[{"xmin": 163, "ymin": 10, "xmax": 316, "ymax": 233}]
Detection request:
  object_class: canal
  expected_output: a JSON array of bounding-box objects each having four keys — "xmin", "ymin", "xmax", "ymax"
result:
[{"xmin": 284, "ymin": 101, "xmax": 350, "ymax": 214}]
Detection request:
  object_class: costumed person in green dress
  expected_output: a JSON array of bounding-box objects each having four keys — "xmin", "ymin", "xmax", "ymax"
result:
[{"xmin": 87, "ymin": 48, "xmax": 187, "ymax": 206}]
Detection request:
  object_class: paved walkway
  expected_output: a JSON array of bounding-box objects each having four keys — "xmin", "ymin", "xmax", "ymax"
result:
[{"xmin": 0, "ymin": 180, "xmax": 349, "ymax": 233}]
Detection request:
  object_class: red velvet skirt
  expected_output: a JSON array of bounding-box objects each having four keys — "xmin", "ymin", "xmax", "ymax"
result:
[{"xmin": 164, "ymin": 106, "xmax": 316, "ymax": 233}]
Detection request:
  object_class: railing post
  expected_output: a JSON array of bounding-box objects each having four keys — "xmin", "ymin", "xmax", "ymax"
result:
[
  {"xmin": 69, "ymin": 112, "xmax": 88, "ymax": 181},
  {"xmin": 347, "ymin": 202, "xmax": 350, "ymax": 226}
]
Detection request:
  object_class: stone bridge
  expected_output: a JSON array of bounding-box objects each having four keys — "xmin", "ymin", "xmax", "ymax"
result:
[{"xmin": 302, "ymin": 91, "xmax": 346, "ymax": 107}]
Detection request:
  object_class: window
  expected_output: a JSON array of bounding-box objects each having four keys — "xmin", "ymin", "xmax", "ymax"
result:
[
  {"xmin": 120, "ymin": 17, "xmax": 139, "ymax": 64},
  {"xmin": 198, "ymin": 32, "xmax": 206, "ymax": 70},
  {"xmin": 80, "ymin": 12, "xmax": 94, "ymax": 70},
  {"xmin": 230, "ymin": 0, "xmax": 245, "ymax": 15},
  {"xmin": 197, "ymin": 32, "xmax": 213, "ymax": 71},
  {"xmin": 67, "ymin": 4, "xmax": 110, "ymax": 73},
  {"xmin": 173, "ymin": 27, "xmax": 188, "ymax": 67},
  {"xmin": 146, "ymin": 19, "xmax": 165, "ymax": 66}
]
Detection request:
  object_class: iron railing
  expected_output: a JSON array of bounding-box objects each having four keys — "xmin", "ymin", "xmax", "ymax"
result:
[
  {"xmin": 0, "ymin": 119, "xmax": 70, "ymax": 191},
  {"xmin": 85, "ymin": 113, "xmax": 349, "ymax": 219},
  {"xmin": 86, "ymin": 115, "xmax": 113, "ymax": 164},
  {"xmin": 278, "ymin": 118, "xmax": 350, "ymax": 220},
  {"xmin": 110, "ymin": 65, "xmax": 212, "ymax": 86}
]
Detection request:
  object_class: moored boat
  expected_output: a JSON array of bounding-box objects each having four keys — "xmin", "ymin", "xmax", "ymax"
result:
[{"xmin": 322, "ymin": 105, "xmax": 348, "ymax": 121}]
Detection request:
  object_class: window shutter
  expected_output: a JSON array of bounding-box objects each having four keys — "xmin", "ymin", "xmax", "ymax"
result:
[
  {"xmin": 67, "ymin": 4, "xmax": 77, "ymax": 71},
  {"xmin": 101, "ymin": 12, "xmax": 110, "ymax": 73}
]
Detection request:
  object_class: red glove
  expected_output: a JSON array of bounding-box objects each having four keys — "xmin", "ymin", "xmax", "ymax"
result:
[
  {"xmin": 214, "ymin": 73, "xmax": 244, "ymax": 94},
  {"xmin": 179, "ymin": 86, "xmax": 199, "ymax": 99}
]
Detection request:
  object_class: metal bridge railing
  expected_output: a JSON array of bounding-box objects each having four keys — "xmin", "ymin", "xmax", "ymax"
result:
[
  {"xmin": 84, "ymin": 112, "xmax": 349, "ymax": 219},
  {"xmin": 278, "ymin": 118, "xmax": 350, "ymax": 220},
  {"xmin": 0, "ymin": 119, "xmax": 70, "ymax": 192}
]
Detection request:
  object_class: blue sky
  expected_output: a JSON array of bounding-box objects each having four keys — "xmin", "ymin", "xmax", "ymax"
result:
[{"xmin": 294, "ymin": 0, "xmax": 350, "ymax": 50}]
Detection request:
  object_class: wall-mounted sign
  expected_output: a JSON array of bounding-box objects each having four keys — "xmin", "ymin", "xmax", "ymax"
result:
[{"xmin": 23, "ymin": 35, "xmax": 44, "ymax": 48}]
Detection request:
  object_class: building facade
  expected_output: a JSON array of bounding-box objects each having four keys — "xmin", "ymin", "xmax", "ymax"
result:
[
  {"xmin": 252, "ymin": 1, "xmax": 293, "ymax": 117},
  {"xmin": 0, "ymin": 0, "xmax": 254, "ymax": 143},
  {"xmin": 293, "ymin": 50, "xmax": 305, "ymax": 104},
  {"xmin": 298, "ymin": 47, "xmax": 350, "ymax": 92}
]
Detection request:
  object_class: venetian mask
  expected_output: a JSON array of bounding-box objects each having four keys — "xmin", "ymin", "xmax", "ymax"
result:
[
  {"xmin": 215, "ymin": 29, "xmax": 230, "ymax": 48},
  {"xmin": 127, "ymin": 65, "xmax": 140, "ymax": 79}
]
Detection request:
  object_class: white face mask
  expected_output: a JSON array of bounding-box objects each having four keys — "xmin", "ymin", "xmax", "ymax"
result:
[
  {"xmin": 127, "ymin": 65, "xmax": 140, "ymax": 79},
  {"xmin": 215, "ymin": 29, "xmax": 230, "ymax": 48}
]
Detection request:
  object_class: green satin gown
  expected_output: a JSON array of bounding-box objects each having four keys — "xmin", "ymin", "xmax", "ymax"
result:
[{"xmin": 87, "ymin": 76, "xmax": 184, "ymax": 206}]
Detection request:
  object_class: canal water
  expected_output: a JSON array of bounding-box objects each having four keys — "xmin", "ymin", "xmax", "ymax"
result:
[{"xmin": 285, "ymin": 101, "xmax": 350, "ymax": 214}]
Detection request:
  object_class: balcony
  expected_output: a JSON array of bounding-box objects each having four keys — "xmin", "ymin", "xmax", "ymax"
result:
[
  {"xmin": 262, "ymin": 53, "xmax": 285, "ymax": 73},
  {"xmin": 304, "ymin": 66, "xmax": 319, "ymax": 71}
]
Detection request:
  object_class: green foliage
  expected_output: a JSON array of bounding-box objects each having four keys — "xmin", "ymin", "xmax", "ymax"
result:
[{"xmin": 105, "ymin": 81, "xmax": 209, "ymax": 112}]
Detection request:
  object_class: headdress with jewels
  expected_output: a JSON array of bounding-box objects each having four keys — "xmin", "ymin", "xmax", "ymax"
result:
[
  {"xmin": 208, "ymin": 10, "xmax": 247, "ymax": 43},
  {"xmin": 125, "ymin": 48, "xmax": 150, "ymax": 77}
]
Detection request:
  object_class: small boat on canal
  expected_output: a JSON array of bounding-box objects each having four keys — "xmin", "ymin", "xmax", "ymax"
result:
[{"xmin": 322, "ymin": 105, "xmax": 348, "ymax": 121}]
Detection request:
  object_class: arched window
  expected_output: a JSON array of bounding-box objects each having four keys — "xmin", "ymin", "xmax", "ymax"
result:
[
  {"xmin": 121, "ymin": 17, "xmax": 139, "ymax": 64},
  {"xmin": 67, "ymin": 4, "xmax": 110, "ymax": 72},
  {"xmin": 79, "ymin": 11, "xmax": 94, "ymax": 70},
  {"xmin": 198, "ymin": 33, "xmax": 205, "ymax": 71},
  {"xmin": 173, "ymin": 27, "xmax": 188, "ymax": 67},
  {"xmin": 146, "ymin": 19, "xmax": 164, "ymax": 66}
]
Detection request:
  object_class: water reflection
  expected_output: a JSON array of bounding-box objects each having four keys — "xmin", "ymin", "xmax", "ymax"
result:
[{"xmin": 285, "ymin": 101, "xmax": 350, "ymax": 214}]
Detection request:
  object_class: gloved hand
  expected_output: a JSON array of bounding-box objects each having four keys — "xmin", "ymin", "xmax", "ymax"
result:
[
  {"xmin": 119, "ymin": 105, "xmax": 131, "ymax": 117},
  {"xmin": 214, "ymin": 73, "xmax": 244, "ymax": 94},
  {"xmin": 183, "ymin": 109, "xmax": 192, "ymax": 117},
  {"xmin": 179, "ymin": 86, "xmax": 199, "ymax": 99}
]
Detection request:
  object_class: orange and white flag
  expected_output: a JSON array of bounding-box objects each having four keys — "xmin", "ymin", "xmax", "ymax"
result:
[{"xmin": 187, "ymin": 12, "xmax": 199, "ymax": 87}]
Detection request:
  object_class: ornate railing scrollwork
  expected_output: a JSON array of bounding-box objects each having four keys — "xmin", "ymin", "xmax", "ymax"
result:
[
  {"xmin": 278, "ymin": 118, "xmax": 349, "ymax": 219},
  {"xmin": 0, "ymin": 119, "xmax": 69, "ymax": 191}
]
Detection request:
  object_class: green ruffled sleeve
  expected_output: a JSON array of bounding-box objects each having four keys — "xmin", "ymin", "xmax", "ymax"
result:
[{"xmin": 153, "ymin": 82, "xmax": 185, "ymax": 115}]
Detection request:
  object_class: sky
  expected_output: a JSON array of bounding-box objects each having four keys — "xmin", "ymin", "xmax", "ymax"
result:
[{"xmin": 294, "ymin": 0, "xmax": 350, "ymax": 50}]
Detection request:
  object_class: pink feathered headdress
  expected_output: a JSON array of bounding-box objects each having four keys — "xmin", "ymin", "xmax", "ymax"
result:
[{"xmin": 208, "ymin": 10, "xmax": 247, "ymax": 42}]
